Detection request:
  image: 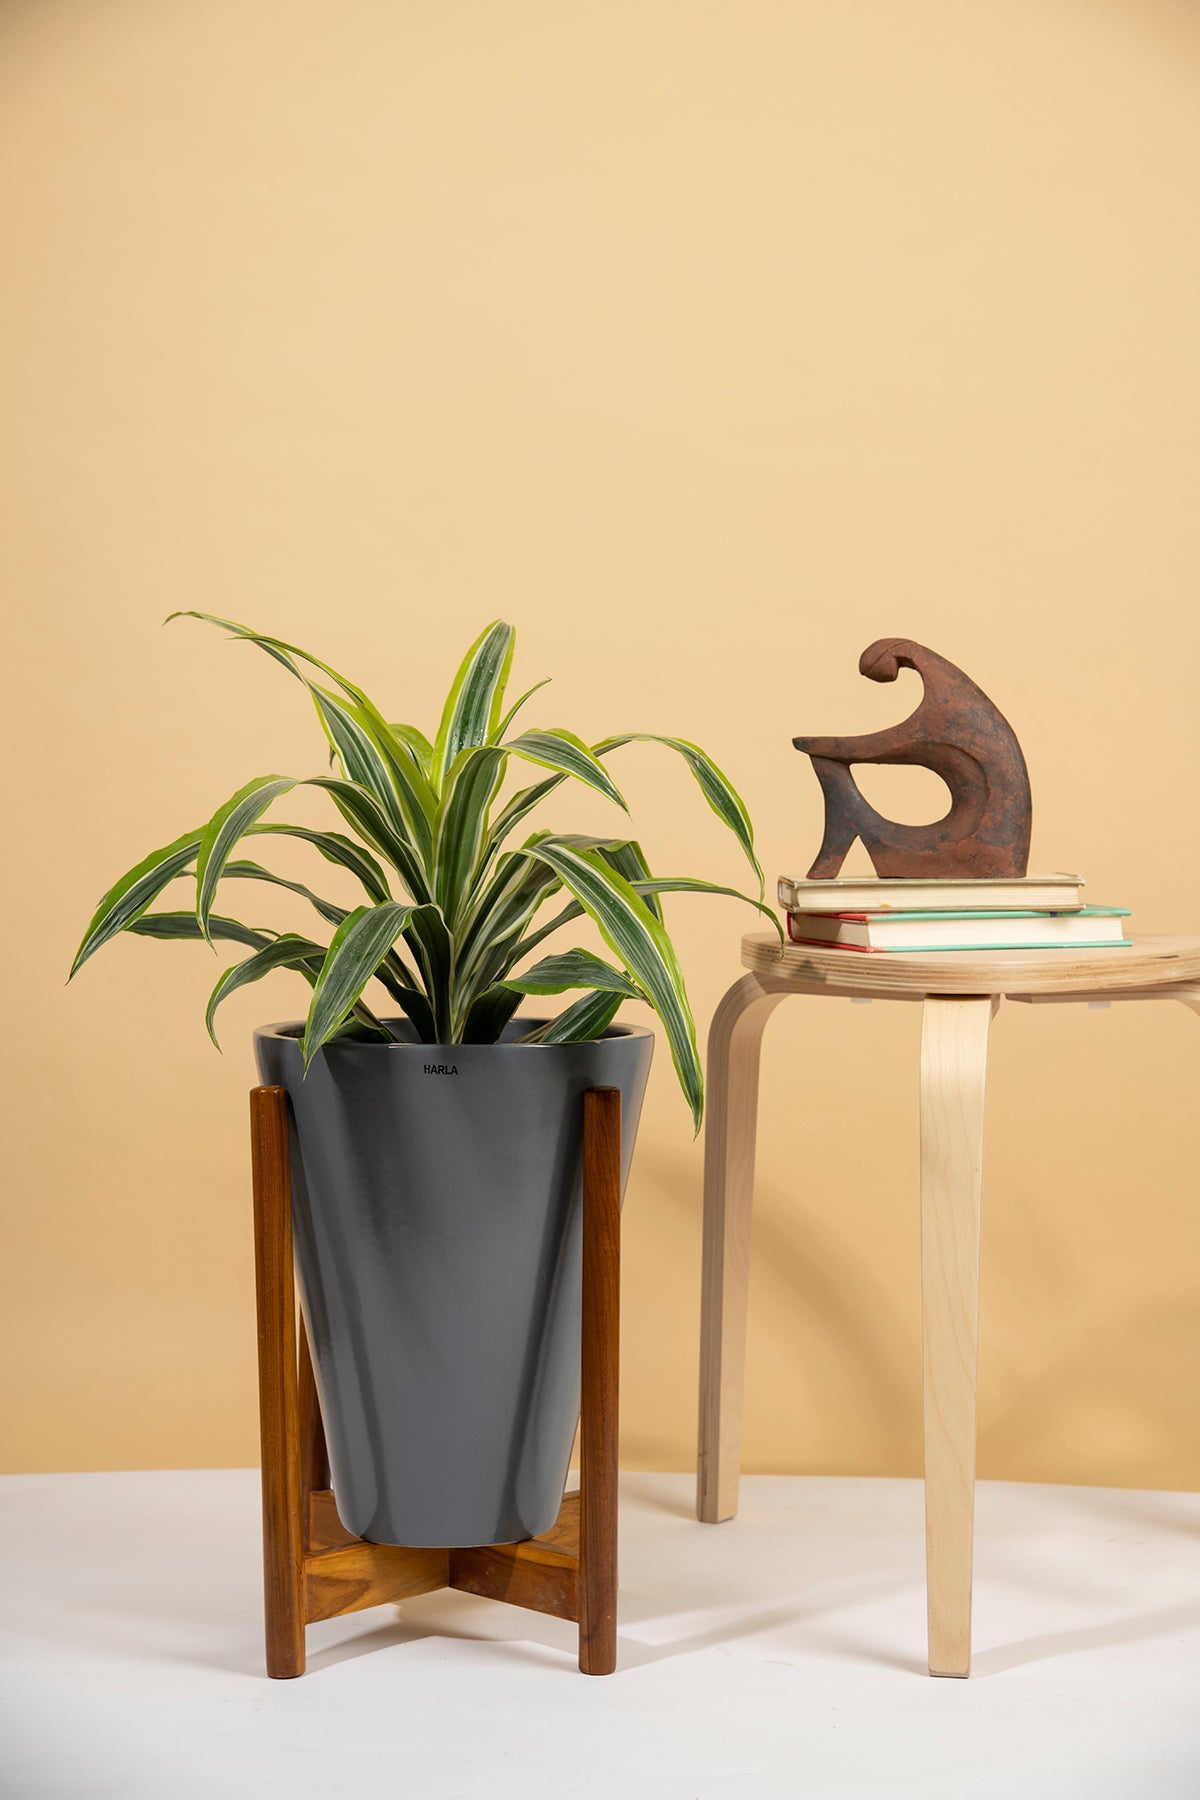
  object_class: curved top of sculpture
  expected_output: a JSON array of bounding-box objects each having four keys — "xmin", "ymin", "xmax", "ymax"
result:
[{"xmin": 793, "ymin": 638, "xmax": 1032, "ymax": 880}]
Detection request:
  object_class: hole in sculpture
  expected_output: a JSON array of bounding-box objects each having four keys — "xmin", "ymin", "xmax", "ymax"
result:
[{"xmin": 849, "ymin": 764, "xmax": 954, "ymax": 829}]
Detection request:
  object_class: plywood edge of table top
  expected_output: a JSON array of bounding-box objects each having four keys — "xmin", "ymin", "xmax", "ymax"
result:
[{"xmin": 739, "ymin": 931, "xmax": 1200, "ymax": 996}]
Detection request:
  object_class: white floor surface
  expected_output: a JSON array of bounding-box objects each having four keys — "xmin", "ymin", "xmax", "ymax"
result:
[{"xmin": 1, "ymin": 1470, "xmax": 1197, "ymax": 1799}]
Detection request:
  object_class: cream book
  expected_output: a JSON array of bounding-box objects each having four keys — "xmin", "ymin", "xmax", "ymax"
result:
[{"xmin": 777, "ymin": 872, "xmax": 1086, "ymax": 913}]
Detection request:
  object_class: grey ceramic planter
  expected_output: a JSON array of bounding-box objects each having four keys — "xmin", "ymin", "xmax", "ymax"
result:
[{"xmin": 254, "ymin": 1018, "xmax": 653, "ymax": 1549}]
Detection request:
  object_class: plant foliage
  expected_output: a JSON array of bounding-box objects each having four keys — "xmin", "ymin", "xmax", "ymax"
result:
[{"xmin": 71, "ymin": 617, "xmax": 779, "ymax": 1128}]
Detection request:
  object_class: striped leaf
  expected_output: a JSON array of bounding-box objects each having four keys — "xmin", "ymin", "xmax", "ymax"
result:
[
  {"xmin": 480, "ymin": 736, "xmax": 627, "ymax": 872},
  {"xmin": 302, "ymin": 903, "xmax": 415, "ymax": 1066},
  {"xmin": 388, "ymin": 722, "xmax": 435, "ymax": 780},
  {"xmin": 387, "ymin": 986, "xmax": 438, "ymax": 1043},
  {"xmin": 433, "ymin": 745, "xmax": 508, "ymax": 927},
  {"xmin": 129, "ymin": 912, "xmax": 276, "ymax": 952},
  {"xmin": 503, "ymin": 949, "xmax": 641, "ymax": 997},
  {"xmin": 453, "ymin": 840, "xmax": 564, "ymax": 1000},
  {"xmin": 167, "ymin": 611, "xmax": 299, "ymax": 679},
  {"xmin": 483, "ymin": 773, "xmax": 563, "ymax": 858},
  {"xmin": 489, "ymin": 844, "xmax": 669, "ymax": 959},
  {"xmin": 218, "ymin": 863, "xmax": 419, "ymax": 1007},
  {"xmin": 206, "ymin": 933, "xmax": 326, "ymax": 1048},
  {"xmin": 168, "ymin": 614, "xmax": 438, "ymax": 856},
  {"xmin": 310, "ymin": 685, "xmax": 434, "ymax": 865},
  {"xmin": 306, "ymin": 777, "xmax": 431, "ymax": 903},
  {"xmin": 597, "ymin": 840, "xmax": 662, "ymax": 922},
  {"xmin": 170, "ymin": 610, "xmax": 433, "ymax": 783},
  {"xmin": 437, "ymin": 733, "xmax": 626, "ymax": 934},
  {"xmin": 221, "ymin": 860, "xmax": 349, "ymax": 930},
  {"xmin": 502, "ymin": 896, "xmax": 581, "ymax": 963},
  {"xmin": 493, "ymin": 678, "xmax": 551, "ymax": 741},
  {"xmin": 460, "ymin": 983, "xmax": 524, "ymax": 1044},
  {"xmin": 504, "ymin": 728, "xmax": 628, "ymax": 812},
  {"xmin": 70, "ymin": 826, "xmax": 204, "ymax": 977},
  {"xmin": 628, "ymin": 876, "xmax": 783, "ymax": 938},
  {"xmin": 516, "ymin": 990, "xmax": 623, "ymax": 1045},
  {"xmin": 595, "ymin": 734, "xmax": 763, "ymax": 890},
  {"xmin": 432, "ymin": 621, "xmax": 514, "ymax": 789},
  {"xmin": 521, "ymin": 838, "xmax": 703, "ymax": 1130},
  {"xmin": 248, "ymin": 824, "xmax": 392, "ymax": 904},
  {"xmin": 195, "ymin": 777, "xmax": 298, "ymax": 941},
  {"xmin": 402, "ymin": 904, "xmax": 455, "ymax": 1042},
  {"xmin": 454, "ymin": 833, "xmax": 630, "ymax": 1005}
]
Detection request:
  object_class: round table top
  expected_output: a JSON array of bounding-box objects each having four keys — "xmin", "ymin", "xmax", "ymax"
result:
[{"xmin": 740, "ymin": 931, "xmax": 1200, "ymax": 998}]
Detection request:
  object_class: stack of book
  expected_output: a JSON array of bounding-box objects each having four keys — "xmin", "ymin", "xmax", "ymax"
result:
[{"xmin": 777, "ymin": 872, "xmax": 1131, "ymax": 954}]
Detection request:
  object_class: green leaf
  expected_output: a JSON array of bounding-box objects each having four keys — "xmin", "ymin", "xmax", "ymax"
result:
[
  {"xmin": 169, "ymin": 611, "xmax": 429, "ymax": 779},
  {"xmin": 503, "ymin": 949, "xmax": 641, "ymax": 997},
  {"xmin": 597, "ymin": 840, "xmax": 662, "ymax": 922},
  {"xmin": 465, "ymin": 733, "xmax": 628, "ymax": 898},
  {"xmin": 310, "ymin": 685, "xmax": 434, "ymax": 867},
  {"xmin": 128, "ymin": 912, "xmax": 276, "ymax": 952},
  {"xmin": 403, "ymin": 904, "xmax": 455, "ymax": 1041},
  {"xmin": 452, "ymin": 839, "xmax": 564, "ymax": 1000},
  {"xmin": 306, "ymin": 776, "xmax": 431, "ymax": 903},
  {"xmin": 453, "ymin": 833, "xmax": 628, "ymax": 1008},
  {"xmin": 595, "ymin": 734, "xmax": 764, "ymax": 891},
  {"xmin": 521, "ymin": 838, "xmax": 703, "ymax": 1130},
  {"xmin": 503, "ymin": 897, "xmax": 581, "ymax": 962},
  {"xmin": 437, "ymin": 720, "xmax": 627, "ymax": 940},
  {"xmin": 70, "ymin": 826, "xmax": 204, "ymax": 977},
  {"xmin": 483, "ymin": 773, "xmax": 563, "ymax": 858},
  {"xmin": 493, "ymin": 678, "xmax": 550, "ymax": 741},
  {"xmin": 495, "ymin": 836, "xmax": 710, "ymax": 973},
  {"xmin": 433, "ymin": 745, "xmax": 508, "ymax": 928},
  {"xmin": 460, "ymin": 983, "xmax": 524, "ymax": 1044},
  {"xmin": 629, "ymin": 875, "xmax": 783, "ymax": 939},
  {"xmin": 167, "ymin": 614, "xmax": 438, "ymax": 864},
  {"xmin": 388, "ymin": 722, "xmax": 435, "ymax": 780},
  {"xmin": 220, "ymin": 860, "xmax": 350, "ymax": 931},
  {"xmin": 195, "ymin": 776, "xmax": 298, "ymax": 943},
  {"xmin": 517, "ymin": 990, "xmax": 624, "ymax": 1044},
  {"xmin": 205, "ymin": 933, "xmax": 327, "ymax": 1048},
  {"xmin": 432, "ymin": 621, "xmax": 515, "ymax": 789},
  {"xmin": 248, "ymin": 824, "xmax": 392, "ymax": 904},
  {"xmin": 302, "ymin": 903, "xmax": 415, "ymax": 1066},
  {"xmin": 218, "ymin": 861, "xmax": 424, "ymax": 1007},
  {"xmin": 387, "ymin": 988, "xmax": 438, "ymax": 1043},
  {"xmin": 505, "ymin": 728, "xmax": 628, "ymax": 812}
]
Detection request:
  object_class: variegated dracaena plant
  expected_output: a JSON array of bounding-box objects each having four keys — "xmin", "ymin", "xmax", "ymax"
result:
[{"xmin": 70, "ymin": 614, "xmax": 779, "ymax": 1128}]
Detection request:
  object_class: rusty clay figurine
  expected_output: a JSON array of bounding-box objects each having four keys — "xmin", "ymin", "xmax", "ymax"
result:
[{"xmin": 793, "ymin": 639, "xmax": 1032, "ymax": 880}]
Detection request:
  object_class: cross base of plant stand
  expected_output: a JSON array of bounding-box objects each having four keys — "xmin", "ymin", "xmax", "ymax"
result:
[{"xmin": 250, "ymin": 1083, "xmax": 622, "ymax": 1679}]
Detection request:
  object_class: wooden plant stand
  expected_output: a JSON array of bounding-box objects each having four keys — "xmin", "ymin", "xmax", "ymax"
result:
[{"xmin": 250, "ymin": 1083, "xmax": 622, "ymax": 1678}]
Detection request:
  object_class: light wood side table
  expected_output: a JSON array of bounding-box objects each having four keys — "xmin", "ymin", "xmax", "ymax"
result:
[{"xmin": 696, "ymin": 931, "xmax": 1200, "ymax": 1677}]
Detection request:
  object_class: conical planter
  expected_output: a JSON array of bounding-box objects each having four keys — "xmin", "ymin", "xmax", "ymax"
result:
[{"xmin": 254, "ymin": 1018, "xmax": 653, "ymax": 1549}]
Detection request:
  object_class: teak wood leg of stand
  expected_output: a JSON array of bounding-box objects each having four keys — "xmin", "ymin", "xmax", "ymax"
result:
[{"xmin": 250, "ymin": 1083, "xmax": 622, "ymax": 1679}]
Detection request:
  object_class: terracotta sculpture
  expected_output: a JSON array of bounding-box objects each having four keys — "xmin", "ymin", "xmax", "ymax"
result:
[{"xmin": 793, "ymin": 639, "xmax": 1032, "ymax": 879}]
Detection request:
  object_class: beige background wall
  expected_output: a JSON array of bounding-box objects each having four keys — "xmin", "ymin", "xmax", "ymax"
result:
[{"xmin": 4, "ymin": 0, "xmax": 1199, "ymax": 1487}]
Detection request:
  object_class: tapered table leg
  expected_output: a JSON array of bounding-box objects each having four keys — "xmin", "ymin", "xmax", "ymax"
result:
[
  {"xmin": 919, "ymin": 997, "xmax": 996, "ymax": 1678},
  {"xmin": 697, "ymin": 975, "xmax": 790, "ymax": 1523}
]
